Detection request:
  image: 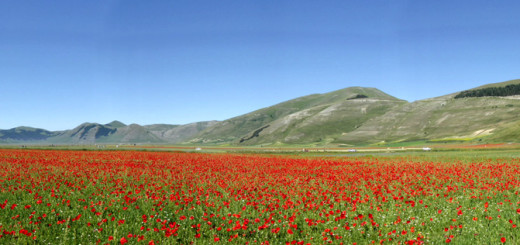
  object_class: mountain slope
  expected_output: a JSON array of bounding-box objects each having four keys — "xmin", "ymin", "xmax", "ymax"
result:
[
  {"xmin": 338, "ymin": 80, "xmax": 520, "ymax": 144},
  {"xmin": 97, "ymin": 124, "xmax": 164, "ymax": 143},
  {"xmin": 473, "ymin": 79, "xmax": 520, "ymax": 89},
  {"xmin": 0, "ymin": 127, "xmax": 59, "ymax": 143},
  {"xmin": 145, "ymin": 121, "xmax": 218, "ymax": 143},
  {"xmin": 48, "ymin": 122, "xmax": 126, "ymax": 144},
  {"xmin": 192, "ymin": 87, "xmax": 406, "ymax": 145}
]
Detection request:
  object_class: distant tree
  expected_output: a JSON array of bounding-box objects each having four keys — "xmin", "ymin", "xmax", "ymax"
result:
[
  {"xmin": 454, "ymin": 84, "xmax": 520, "ymax": 99},
  {"xmin": 346, "ymin": 94, "xmax": 368, "ymax": 100}
]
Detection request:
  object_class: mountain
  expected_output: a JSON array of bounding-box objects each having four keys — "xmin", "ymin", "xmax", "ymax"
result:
[
  {"xmin": 45, "ymin": 123, "xmax": 160, "ymax": 144},
  {"xmin": 190, "ymin": 87, "xmax": 407, "ymax": 145},
  {"xmin": 145, "ymin": 121, "xmax": 218, "ymax": 143},
  {"xmin": 3, "ymin": 79, "xmax": 520, "ymax": 145},
  {"xmin": 338, "ymin": 79, "xmax": 520, "ymax": 144},
  {"xmin": 193, "ymin": 80, "xmax": 520, "ymax": 145},
  {"xmin": 105, "ymin": 120, "xmax": 126, "ymax": 128},
  {"xmin": 0, "ymin": 127, "xmax": 59, "ymax": 143},
  {"xmin": 0, "ymin": 121, "xmax": 216, "ymax": 144}
]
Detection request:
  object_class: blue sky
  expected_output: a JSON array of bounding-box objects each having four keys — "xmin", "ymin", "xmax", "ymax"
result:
[{"xmin": 2, "ymin": 1, "xmax": 520, "ymax": 130}]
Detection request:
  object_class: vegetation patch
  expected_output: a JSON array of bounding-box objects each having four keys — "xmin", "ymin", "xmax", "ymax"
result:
[
  {"xmin": 239, "ymin": 125, "xmax": 270, "ymax": 143},
  {"xmin": 455, "ymin": 83, "xmax": 520, "ymax": 98},
  {"xmin": 346, "ymin": 94, "xmax": 368, "ymax": 100}
]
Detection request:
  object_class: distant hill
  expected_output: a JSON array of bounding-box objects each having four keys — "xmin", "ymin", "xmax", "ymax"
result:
[
  {"xmin": 3, "ymin": 79, "xmax": 520, "ymax": 145},
  {"xmin": 0, "ymin": 127, "xmax": 59, "ymax": 143},
  {"xmin": 145, "ymin": 121, "xmax": 218, "ymax": 143},
  {"xmin": 0, "ymin": 121, "xmax": 217, "ymax": 144}
]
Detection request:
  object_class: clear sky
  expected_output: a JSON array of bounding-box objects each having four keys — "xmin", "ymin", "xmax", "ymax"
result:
[{"xmin": 2, "ymin": 1, "xmax": 520, "ymax": 130}]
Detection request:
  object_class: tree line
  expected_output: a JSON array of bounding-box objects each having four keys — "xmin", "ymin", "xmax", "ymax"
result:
[{"xmin": 454, "ymin": 84, "xmax": 520, "ymax": 99}]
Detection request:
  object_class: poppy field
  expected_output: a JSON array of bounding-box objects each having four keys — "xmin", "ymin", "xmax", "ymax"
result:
[{"xmin": 1, "ymin": 149, "xmax": 519, "ymax": 244}]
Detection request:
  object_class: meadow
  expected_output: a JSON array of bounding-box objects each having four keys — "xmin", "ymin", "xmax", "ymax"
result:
[{"xmin": 0, "ymin": 148, "xmax": 519, "ymax": 244}]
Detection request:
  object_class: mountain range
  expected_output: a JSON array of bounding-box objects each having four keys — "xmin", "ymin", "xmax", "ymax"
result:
[
  {"xmin": 2, "ymin": 79, "xmax": 520, "ymax": 146},
  {"xmin": 0, "ymin": 121, "xmax": 217, "ymax": 145}
]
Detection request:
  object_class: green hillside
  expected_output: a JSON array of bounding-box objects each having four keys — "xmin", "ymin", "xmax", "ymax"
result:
[
  {"xmin": 0, "ymin": 127, "xmax": 58, "ymax": 143},
  {"xmin": 192, "ymin": 87, "xmax": 406, "ymax": 145},
  {"xmin": 455, "ymin": 79, "xmax": 520, "ymax": 99},
  {"xmin": 474, "ymin": 79, "xmax": 520, "ymax": 89},
  {"xmin": 47, "ymin": 122, "xmax": 121, "ymax": 144},
  {"xmin": 339, "ymin": 81, "xmax": 520, "ymax": 144},
  {"xmin": 195, "ymin": 80, "xmax": 520, "ymax": 146},
  {"xmin": 145, "ymin": 121, "xmax": 218, "ymax": 143}
]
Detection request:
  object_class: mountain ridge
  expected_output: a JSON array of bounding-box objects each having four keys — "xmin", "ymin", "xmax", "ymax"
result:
[
  {"xmin": 2, "ymin": 79, "xmax": 520, "ymax": 145},
  {"xmin": 0, "ymin": 121, "xmax": 217, "ymax": 144}
]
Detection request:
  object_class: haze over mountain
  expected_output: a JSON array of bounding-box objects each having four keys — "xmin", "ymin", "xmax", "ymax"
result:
[
  {"xmin": 0, "ymin": 121, "xmax": 217, "ymax": 144},
  {"xmin": 2, "ymin": 79, "xmax": 520, "ymax": 146}
]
